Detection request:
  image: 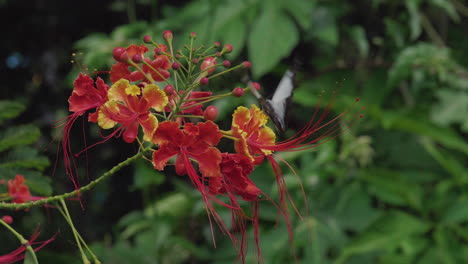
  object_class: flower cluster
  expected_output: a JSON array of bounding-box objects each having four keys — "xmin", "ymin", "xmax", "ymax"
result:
[{"xmin": 63, "ymin": 30, "xmax": 360, "ymax": 261}]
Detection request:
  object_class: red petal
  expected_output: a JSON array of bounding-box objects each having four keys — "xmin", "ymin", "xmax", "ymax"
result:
[
  {"xmin": 189, "ymin": 146, "xmax": 222, "ymax": 177},
  {"xmin": 110, "ymin": 63, "xmax": 131, "ymax": 83},
  {"xmin": 152, "ymin": 121, "xmax": 183, "ymax": 146},
  {"xmin": 197, "ymin": 121, "xmax": 222, "ymax": 146},
  {"xmin": 152, "ymin": 143, "xmax": 179, "ymax": 171}
]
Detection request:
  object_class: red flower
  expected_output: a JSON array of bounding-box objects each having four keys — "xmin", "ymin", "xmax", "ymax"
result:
[
  {"xmin": 68, "ymin": 73, "xmax": 109, "ymax": 122},
  {"xmin": 0, "ymin": 229, "xmax": 54, "ymax": 264},
  {"xmin": 152, "ymin": 121, "xmax": 222, "ymax": 177},
  {"xmin": 62, "ymin": 74, "xmax": 109, "ymax": 188},
  {"xmin": 209, "ymin": 153, "xmax": 260, "ymax": 201},
  {"xmin": 7, "ymin": 175, "xmax": 42, "ymax": 204},
  {"xmin": 110, "ymin": 44, "xmax": 170, "ymax": 83},
  {"xmin": 98, "ymin": 79, "xmax": 168, "ymax": 143}
]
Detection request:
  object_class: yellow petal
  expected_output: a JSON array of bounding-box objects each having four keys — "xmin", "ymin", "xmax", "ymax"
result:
[
  {"xmin": 143, "ymin": 84, "xmax": 168, "ymax": 112},
  {"xmin": 108, "ymin": 79, "xmax": 130, "ymax": 102},
  {"xmin": 98, "ymin": 101, "xmax": 119, "ymax": 129}
]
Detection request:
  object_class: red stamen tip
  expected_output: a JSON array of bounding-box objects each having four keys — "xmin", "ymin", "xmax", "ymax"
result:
[
  {"xmin": 200, "ymin": 77, "xmax": 209, "ymax": 85},
  {"xmin": 132, "ymin": 53, "xmax": 143, "ymax": 63},
  {"xmin": 359, "ymin": 114, "xmax": 364, "ymax": 118},
  {"xmin": 232, "ymin": 87, "xmax": 244, "ymax": 97},
  {"xmin": 204, "ymin": 105, "xmax": 218, "ymax": 121},
  {"xmin": 155, "ymin": 48, "xmax": 163, "ymax": 55},
  {"xmin": 1, "ymin": 215, "xmax": 13, "ymax": 224},
  {"xmin": 355, "ymin": 97, "xmax": 360, "ymax": 102},
  {"xmin": 164, "ymin": 84, "xmax": 175, "ymax": 95},
  {"xmin": 172, "ymin": 62, "xmax": 180, "ymax": 70},
  {"xmin": 112, "ymin": 47, "xmax": 126, "ymax": 61},
  {"xmin": 163, "ymin": 30, "xmax": 173, "ymax": 41},
  {"xmin": 143, "ymin": 35, "xmax": 152, "ymax": 44},
  {"xmin": 252, "ymin": 82, "xmax": 261, "ymax": 91},
  {"xmin": 222, "ymin": 44, "xmax": 233, "ymax": 54},
  {"xmin": 118, "ymin": 52, "xmax": 130, "ymax": 63}
]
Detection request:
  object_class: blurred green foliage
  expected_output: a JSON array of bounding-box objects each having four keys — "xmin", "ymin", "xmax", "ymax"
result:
[{"xmin": 2, "ymin": 0, "xmax": 468, "ymax": 263}]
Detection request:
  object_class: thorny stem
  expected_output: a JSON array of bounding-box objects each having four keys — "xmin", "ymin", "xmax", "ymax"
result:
[
  {"xmin": 0, "ymin": 219, "xmax": 39, "ymax": 263},
  {"xmin": 0, "ymin": 146, "xmax": 152, "ymax": 210}
]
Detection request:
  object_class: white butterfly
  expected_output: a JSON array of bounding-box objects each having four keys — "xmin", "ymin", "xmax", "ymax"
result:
[{"xmin": 250, "ymin": 70, "xmax": 295, "ymax": 132}]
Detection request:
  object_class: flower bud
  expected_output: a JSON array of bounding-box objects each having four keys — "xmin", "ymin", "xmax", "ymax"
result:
[
  {"xmin": 155, "ymin": 48, "xmax": 164, "ymax": 55},
  {"xmin": 172, "ymin": 62, "xmax": 180, "ymax": 70},
  {"xmin": 214, "ymin": 41, "xmax": 221, "ymax": 48},
  {"xmin": 232, "ymin": 87, "xmax": 244, "ymax": 97},
  {"xmin": 1, "ymin": 215, "xmax": 13, "ymax": 224},
  {"xmin": 204, "ymin": 105, "xmax": 218, "ymax": 121},
  {"xmin": 242, "ymin": 61, "xmax": 251, "ymax": 69},
  {"xmin": 175, "ymin": 54, "xmax": 181, "ymax": 59},
  {"xmin": 112, "ymin": 47, "xmax": 126, "ymax": 61},
  {"xmin": 201, "ymin": 57, "xmax": 216, "ymax": 75},
  {"xmin": 222, "ymin": 44, "xmax": 233, "ymax": 54},
  {"xmin": 190, "ymin": 32, "xmax": 197, "ymax": 39},
  {"xmin": 252, "ymin": 82, "xmax": 261, "ymax": 91},
  {"xmin": 200, "ymin": 77, "xmax": 209, "ymax": 85},
  {"xmin": 163, "ymin": 30, "xmax": 173, "ymax": 41},
  {"xmin": 132, "ymin": 53, "xmax": 143, "ymax": 63},
  {"xmin": 143, "ymin": 35, "xmax": 152, "ymax": 44},
  {"xmin": 119, "ymin": 52, "xmax": 130, "ymax": 63},
  {"xmin": 164, "ymin": 84, "xmax": 175, "ymax": 95},
  {"xmin": 223, "ymin": 60, "xmax": 231, "ymax": 68},
  {"xmin": 215, "ymin": 51, "xmax": 221, "ymax": 57},
  {"xmin": 192, "ymin": 58, "xmax": 199, "ymax": 64}
]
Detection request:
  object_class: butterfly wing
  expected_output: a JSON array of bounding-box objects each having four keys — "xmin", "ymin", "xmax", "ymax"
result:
[{"xmin": 265, "ymin": 70, "xmax": 295, "ymax": 132}]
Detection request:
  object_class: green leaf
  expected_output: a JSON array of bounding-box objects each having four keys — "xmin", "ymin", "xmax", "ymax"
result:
[
  {"xmin": 429, "ymin": 0, "xmax": 459, "ymax": 22},
  {"xmin": 309, "ymin": 6, "xmax": 339, "ymax": 47},
  {"xmin": 349, "ymin": 25, "xmax": 369, "ymax": 57},
  {"xmin": 0, "ymin": 100, "xmax": 26, "ymax": 125},
  {"xmin": 132, "ymin": 160, "xmax": 165, "ymax": 190},
  {"xmin": 212, "ymin": 0, "xmax": 249, "ymax": 33},
  {"xmin": 282, "ymin": 0, "xmax": 314, "ymax": 30},
  {"xmin": 218, "ymin": 16, "xmax": 247, "ymax": 60},
  {"xmin": 376, "ymin": 110, "xmax": 468, "ymax": 156},
  {"xmin": 339, "ymin": 211, "xmax": 429, "ymax": 260},
  {"xmin": 0, "ymin": 124, "xmax": 41, "ymax": 152},
  {"xmin": 361, "ymin": 168, "xmax": 424, "ymax": 210},
  {"xmin": 1, "ymin": 146, "xmax": 50, "ymax": 171},
  {"xmin": 420, "ymin": 137, "xmax": 468, "ymax": 183},
  {"xmin": 431, "ymin": 89, "xmax": 468, "ymax": 132},
  {"xmin": 405, "ymin": 1, "xmax": 422, "ymax": 40},
  {"xmin": 248, "ymin": 7, "xmax": 299, "ymax": 77},
  {"xmin": 441, "ymin": 198, "xmax": 468, "ymax": 224}
]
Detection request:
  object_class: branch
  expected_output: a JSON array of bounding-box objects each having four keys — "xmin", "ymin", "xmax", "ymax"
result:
[{"xmin": 0, "ymin": 146, "xmax": 152, "ymax": 210}]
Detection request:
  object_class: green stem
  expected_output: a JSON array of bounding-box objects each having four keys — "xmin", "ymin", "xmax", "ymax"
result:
[
  {"xmin": 0, "ymin": 219, "xmax": 39, "ymax": 263},
  {"xmin": 0, "ymin": 146, "xmax": 152, "ymax": 210},
  {"xmin": 58, "ymin": 198, "xmax": 90, "ymax": 264}
]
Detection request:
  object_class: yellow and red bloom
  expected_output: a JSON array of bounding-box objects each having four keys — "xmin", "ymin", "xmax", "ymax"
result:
[
  {"xmin": 98, "ymin": 79, "xmax": 168, "ymax": 143},
  {"xmin": 230, "ymin": 105, "xmax": 276, "ymax": 164}
]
